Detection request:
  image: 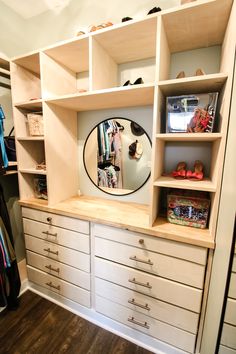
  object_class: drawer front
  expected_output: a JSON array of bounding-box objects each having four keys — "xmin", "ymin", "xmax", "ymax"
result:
[
  {"xmin": 95, "ymin": 257, "xmax": 202, "ymax": 313},
  {"xmin": 23, "ymin": 218, "xmax": 90, "ymax": 254},
  {"xmin": 25, "ymin": 234, "xmax": 90, "ymax": 272},
  {"xmin": 93, "ymin": 223, "xmax": 207, "ymax": 265},
  {"xmin": 221, "ymin": 323, "xmax": 236, "ymax": 350},
  {"xmin": 27, "ymin": 266, "xmax": 90, "ymax": 308},
  {"xmin": 95, "ymin": 295, "xmax": 196, "ymax": 353},
  {"xmin": 219, "ymin": 345, "xmax": 236, "ymax": 354},
  {"xmin": 27, "ymin": 250, "xmax": 90, "ymax": 290},
  {"xmin": 225, "ymin": 298, "xmax": 236, "ymax": 326},
  {"xmin": 95, "ymin": 237, "xmax": 205, "ymax": 288},
  {"xmin": 22, "ymin": 207, "xmax": 89, "ymax": 235},
  {"xmin": 95, "ymin": 277, "xmax": 199, "ymax": 334},
  {"xmin": 229, "ymin": 272, "xmax": 236, "ymax": 299}
]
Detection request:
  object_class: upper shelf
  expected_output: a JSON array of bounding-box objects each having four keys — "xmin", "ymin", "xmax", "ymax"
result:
[
  {"xmin": 12, "ymin": 52, "xmax": 40, "ymax": 75},
  {"xmin": 158, "ymin": 73, "xmax": 228, "ymax": 96},
  {"xmin": 14, "ymin": 99, "xmax": 43, "ymax": 110},
  {"xmin": 0, "ymin": 57, "xmax": 10, "ymax": 70},
  {"xmin": 162, "ymin": 0, "xmax": 233, "ymax": 53},
  {"xmin": 45, "ymin": 84, "xmax": 155, "ymax": 111}
]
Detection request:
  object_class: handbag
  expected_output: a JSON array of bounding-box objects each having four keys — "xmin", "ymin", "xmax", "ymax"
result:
[{"xmin": 4, "ymin": 127, "xmax": 16, "ymax": 161}]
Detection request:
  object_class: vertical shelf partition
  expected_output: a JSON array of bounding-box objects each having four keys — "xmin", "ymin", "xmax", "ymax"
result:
[{"xmin": 149, "ymin": 0, "xmax": 235, "ymax": 242}]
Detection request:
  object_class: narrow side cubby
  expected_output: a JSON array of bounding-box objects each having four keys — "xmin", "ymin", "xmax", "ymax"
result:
[
  {"xmin": 152, "ymin": 186, "xmax": 215, "ymax": 239},
  {"xmin": 41, "ymin": 37, "xmax": 89, "ymax": 98},
  {"xmin": 10, "ymin": 53, "xmax": 41, "ymax": 104},
  {"xmin": 90, "ymin": 16, "xmax": 158, "ymax": 90},
  {"xmin": 13, "ymin": 105, "xmax": 44, "ymax": 139},
  {"xmin": 18, "ymin": 172, "xmax": 48, "ymax": 202},
  {"xmin": 17, "ymin": 140, "xmax": 46, "ymax": 174},
  {"xmin": 158, "ymin": 0, "xmax": 233, "ymax": 81}
]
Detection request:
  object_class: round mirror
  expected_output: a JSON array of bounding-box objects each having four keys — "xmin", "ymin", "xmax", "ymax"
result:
[{"xmin": 83, "ymin": 117, "xmax": 152, "ymax": 196}]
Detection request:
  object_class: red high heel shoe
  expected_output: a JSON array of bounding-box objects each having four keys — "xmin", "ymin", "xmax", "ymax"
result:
[
  {"xmin": 172, "ymin": 161, "xmax": 187, "ymax": 179},
  {"xmin": 186, "ymin": 160, "xmax": 204, "ymax": 180}
]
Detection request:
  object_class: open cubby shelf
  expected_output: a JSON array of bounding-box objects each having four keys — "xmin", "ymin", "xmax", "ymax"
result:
[{"xmin": 10, "ymin": 0, "xmax": 235, "ymax": 244}]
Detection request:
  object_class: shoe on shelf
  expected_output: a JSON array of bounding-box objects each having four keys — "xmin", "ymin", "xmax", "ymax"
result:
[
  {"xmin": 76, "ymin": 30, "xmax": 86, "ymax": 36},
  {"xmin": 147, "ymin": 7, "xmax": 162, "ymax": 14},
  {"xmin": 172, "ymin": 161, "xmax": 187, "ymax": 179},
  {"xmin": 89, "ymin": 22, "xmax": 113, "ymax": 32},
  {"xmin": 123, "ymin": 77, "xmax": 144, "ymax": 86},
  {"xmin": 186, "ymin": 160, "xmax": 204, "ymax": 180},
  {"xmin": 176, "ymin": 71, "xmax": 186, "ymax": 79},
  {"xmin": 122, "ymin": 17, "xmax": 133, "ymax": 22},
  {"xmin": 195, "ymin": 68, "xmax": 206, "ymax": 76}
]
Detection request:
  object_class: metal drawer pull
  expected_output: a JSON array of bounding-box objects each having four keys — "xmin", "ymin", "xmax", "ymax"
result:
[
  {"xmin": 47, "ymin": 217, "xmax": 52, "ymax": 223},
  {"xmin": 45, "ymin": 281, "xmax": 60, "ymax": 291},
  {"xmin": 128, "ymin": 298, "xmax": 150, "ymax": 311},
  {"xmin": 139, "ymin": 239, "xmax": 144, "ymax": 245},
  {"xmin": 129, "ymin": 255, "xmax": 153, "ymax": 265},
  {"xmin": 128, "ymin": 278, "xmax": 152, "ymax": 289},
  {"xmin": 45, "ymin": 264, "xmax": 60, "ymax": 273},
  {"xmin": 42, "ymin": 231, "xmax": 57, "ymax": 237},
  {"xmin": 128, "ymin": 316, "xmax": 150, "ymax": 329},
  {"xmin": 43, "ymin": 248, "xmax": 58, "ymax": 255}
]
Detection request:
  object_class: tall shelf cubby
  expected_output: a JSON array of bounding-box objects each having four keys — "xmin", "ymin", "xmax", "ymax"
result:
[{"xmin": 10, "ymin": 0, "xmax": 235, "ymax": 244}]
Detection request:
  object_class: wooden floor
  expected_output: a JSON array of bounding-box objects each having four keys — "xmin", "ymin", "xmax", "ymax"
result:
[{"xmin": 0, "ymin": 291, "xmax": 154, "ymax": 354}]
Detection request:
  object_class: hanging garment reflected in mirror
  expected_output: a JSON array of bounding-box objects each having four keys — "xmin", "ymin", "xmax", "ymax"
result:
[{"xmin": 83, "ymin": 117, "xmax": 152, "ymax": 196}]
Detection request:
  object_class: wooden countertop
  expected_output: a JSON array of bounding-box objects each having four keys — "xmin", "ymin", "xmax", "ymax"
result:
[{"xmin": 19, "ymin": 195, "xmax": 215, "ymax": 249}]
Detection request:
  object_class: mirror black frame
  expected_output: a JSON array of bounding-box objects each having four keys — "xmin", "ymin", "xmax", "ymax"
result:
[{"xmin": 83, "ymin": 117, "xmax": 152, "ymax": 196}]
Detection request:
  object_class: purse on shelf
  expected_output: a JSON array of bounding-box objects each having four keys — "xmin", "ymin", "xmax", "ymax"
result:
[{"xmin": 4, "ymin": 127, "xmax": 16, "ymax": 161}]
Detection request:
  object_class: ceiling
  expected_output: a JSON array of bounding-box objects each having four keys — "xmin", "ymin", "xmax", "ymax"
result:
[{"xmin": 0, "ymin": 0, "xmax": 72, "ymax": 19}]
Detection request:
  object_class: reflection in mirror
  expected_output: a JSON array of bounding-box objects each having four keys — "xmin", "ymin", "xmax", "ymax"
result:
[{"xmin": 83, "ymin": 117, "xmax": 152, "ymax": 195}]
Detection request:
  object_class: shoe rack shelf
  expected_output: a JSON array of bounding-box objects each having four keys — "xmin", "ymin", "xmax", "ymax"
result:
[{"xmin": 10, "ymin": 0, "xmax": 235, "ymax": 243}]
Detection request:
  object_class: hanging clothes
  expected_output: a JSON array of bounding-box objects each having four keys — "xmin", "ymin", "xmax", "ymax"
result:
[
  {"xmin": 97, "ymin": 119, "xmax": 123, "ymax": 188},
  {"xmin": 0, "ymin": 105, "xmax": 8, "ymax": 168},
  {"xmin": 0, "ymin": 184, "xmax": 21, "ymax": 309}
]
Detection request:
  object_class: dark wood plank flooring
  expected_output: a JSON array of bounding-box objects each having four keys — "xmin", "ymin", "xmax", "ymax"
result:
[{"xmin": 0, "ymin": 291, "xmax": 154, "ymax": 354}]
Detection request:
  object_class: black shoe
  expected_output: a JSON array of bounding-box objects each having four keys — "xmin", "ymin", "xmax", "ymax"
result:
[
  {"xmin": 133, "ymin": 77, "xmax": 144, "ymax": 85},
  {"xmin": 122, "ymin": 17, "xmax": 133, "ymax": 22},
  {"xmin": 123, "ymin": 78, "xmax": 144, "ymax": 86},
  {"xmin": 147, "ymin": 6, "xmax": 161, "ymax": 14}
]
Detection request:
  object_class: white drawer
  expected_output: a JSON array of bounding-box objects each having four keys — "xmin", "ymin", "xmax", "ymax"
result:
[
  {"xmin": 221, "ymin": 323, "xmax": 236, "ymax": 350},
  {"xmin": 27, "ymin": 250, "xmax": 90, "ymax": 290},
  {"xmin": 95, "ymin": 295, "xmax": 196, "ymax": 353},
  {"xmin": 22, "ymin": 207, "xmax": 89, "ymax": 234},
  {"xmin": 95, "ymin": 257, "xmax": 202, "ymax": 313},
  {"xmin": 95, "ymin": 277, "xmax": 199, "ymax": 334},
  {"xmin": 225, "ymin": 298, "xmax": 236, "ymax": 326},
  {"xmin": 229, "ymin": 272, "xmax": 236, "ymax": 299},
  {"xmin": 95, "ymin": 237, "xmax": 205, "ymax": 288},
  {"xmin": 219, "ymin": 345, "xmax": 236, "ymax": 354},
  {"xmin": 93, "ymin": 223, "xmax": 207, "ymax": 265},
  {"xmin": 25, "ymin": 234, "xmax": 90, "ymax": 273},
  {"xmin": 23, "ymin": 218, "xmax": 90, "ymax": 254},
  {"xmin": 27, "ymin": 265, "xmax": 90, "ymax": 308}
]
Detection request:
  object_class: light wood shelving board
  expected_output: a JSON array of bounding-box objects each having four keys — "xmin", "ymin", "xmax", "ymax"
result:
[
  {"xmin": 19, "ymin": 168, "xmax": 46, "ymax": 175},
  {"xmin": 17, "ymin": 137, "xmax": 44, "ymax": 141},
  {"xmin": 0, "ymin": 68, "xmax": 10, "ymax": 79},
  {"xmin": 158, "ymin": 74, "xmax": 228, "ymax": 96},
  {"xmin": 93, "ymin": 16, "xmax": 157, "ymax": 63},
  {"xmin": 19, "ymin": 195, "xmax": 214, "ymax": 249},
  {"xmin": 154, "ymin": 176, "xmax": 216, "ymax": 192},
  {"xmin": 162, "ymin": 0, "xmax": 233, "ymax": 53},
  {"xmin": 156, "ymin": 133, "xmax": 222, "ymax": 141},
  {"xmin": 46, "ymin": 84, "xmax": 154, "ymax": 111},
  {"xmin": 43, "ymin": 37, "xmax": 89, "ymax": 73},
  {"xmin": 14, "ymin": 99, "xmax": 42, "ymax": 110},
  {"xmin": 12, "ymin": 52, "xmax": 40, "ymax": 75}
]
